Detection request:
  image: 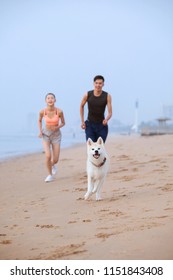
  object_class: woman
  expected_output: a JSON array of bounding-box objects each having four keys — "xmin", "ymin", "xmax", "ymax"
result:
[{"xmin": 38, "ymin": 93, "xmax": 65, "ymax": 182}]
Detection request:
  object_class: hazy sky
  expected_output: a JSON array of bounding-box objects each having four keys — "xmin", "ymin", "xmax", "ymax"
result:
[{"xmin": 0, "ymin": 0, "xmax": 173, "ymax": 134}]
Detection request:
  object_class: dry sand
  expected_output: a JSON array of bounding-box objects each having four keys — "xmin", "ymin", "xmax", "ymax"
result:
[{"xmin": 0, "ymin": 134, "xmax": 173, "ymax": 260}]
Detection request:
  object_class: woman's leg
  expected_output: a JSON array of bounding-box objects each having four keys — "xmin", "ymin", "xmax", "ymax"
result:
[
  {"xmin": 52, "ymin": 143, "xmax": 60, "ymax": 165},
  {"xmin": 42, "ymin": 140, "xmax": 52, "ymax": 175}
]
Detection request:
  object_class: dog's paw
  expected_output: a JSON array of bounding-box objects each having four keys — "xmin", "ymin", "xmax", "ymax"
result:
[
  {"xmin": 96, "ymin": 195, "xmax": 102, "ymax": 201},
  {"xmin": 84, "ymin": 192, "xmax": 92, "ymax": 200}
]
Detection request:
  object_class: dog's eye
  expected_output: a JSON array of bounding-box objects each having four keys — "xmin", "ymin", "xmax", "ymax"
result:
[
  {"xmin": 92, "ymin": 148, "xmax": 94, "ymax": 150},
  {"xmin": 98, "ymin": 148, "xmax": 100, "ymax": 150}
]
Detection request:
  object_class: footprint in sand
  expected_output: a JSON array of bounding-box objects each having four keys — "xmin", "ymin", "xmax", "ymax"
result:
[
  {"xmin": 31, "ymin": 247, "xmax": 39, "ymax": 251},
  {"xmin": 10, "ymin": 224, "xmax": 18, "ymax": 229},
  {"xmin": 0, "ymin": 240, "xmax": 12, "ymax": 245},
  {"xmin": 161, "ymin": 184, "xmax": 173, "ymax": 192},
  {"xmin": 156, "ymin": 215, "xmax": 168, "ymax": 219},
  {"xmin": 131, "ymin": 168, "xmax": 138, "ymax": 172},
  {"xmin": 148, "ymin": 158, "xmax": 161, "ymax": 163},
  {"xmin": 68, "ymin": 221, "xmax": 77, "ymax": 224},
  {"xmin": 117, "ymin": 155, "xmax": 131, "ymax": 161},
  {"xmin": 109, "ymin": 195, "xmax": 127, "ymax": 202},
  {"xmin": 109, "ymin": 197, "xmax": 119, "ymax": 201},
  {"xmin": 96, "ymin": 232, "xmax": 113, "ymax": 240},
  {"xmin": 164, "ymin": 207, "xmax": 173, "ymax": 211},
  {"xmin": 122, "ymin": 175, "xmax": 137, "ymax": 181},
  {"xmin": 100, "ymin": 209, "xmax": 108, "ymax": 213},
  {"xmin": 97, "ymin": 227, "xmax": 109, "ymax": 230},
  {"xmin": 35, "ymin": 224, "xmax": 59, "ymax": 229},
  {"xmin": 109, "ymin": 168, "xmax": 128, "ymax": 174},
  {"xmin": 39, "ymin": 197, "xmax": 46, "ymax": 201},
  {"xmin": 108, "ymin": 211, "xmax": 124, "ymax": 217},
  {"xmin": 37, "ymin": 242, "xmax": 86, "ymax": 259},
  {"xmin": 74, "ymin": 188, "xmax": 85, "ymax": 192},
  {"xmin": 153, "ymin": 169, "xmax": 164, "ymax": 172}
]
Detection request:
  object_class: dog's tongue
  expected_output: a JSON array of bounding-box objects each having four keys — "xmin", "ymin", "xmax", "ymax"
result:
[{"xmin": 93, "ymin": 154, "xmax": 99, "ymax": 159}]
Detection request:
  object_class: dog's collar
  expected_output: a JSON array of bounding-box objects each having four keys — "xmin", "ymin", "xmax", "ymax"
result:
[{"xmin": 91, "ymin": 157, "xmax": 107, "ymax": 167}]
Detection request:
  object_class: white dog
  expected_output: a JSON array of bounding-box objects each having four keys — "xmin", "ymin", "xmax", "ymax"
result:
[{"xmin": 84, "ymin": 137, "xmax": 109, "ymax": 201}]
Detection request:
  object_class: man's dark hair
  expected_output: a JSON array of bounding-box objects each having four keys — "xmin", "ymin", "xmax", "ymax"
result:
[{"xmin": 93, "ymin": 75, "xmax": 105, "ymax": 82}]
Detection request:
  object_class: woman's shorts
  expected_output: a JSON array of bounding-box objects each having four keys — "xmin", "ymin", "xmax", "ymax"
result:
[{"xmin": 42, "ymin": 128, "xmax": 62, "ymax": 144}]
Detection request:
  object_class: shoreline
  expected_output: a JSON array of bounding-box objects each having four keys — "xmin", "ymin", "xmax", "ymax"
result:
[
  {"xmin": 0, "ymin": 134, "xmax": 173, "ymax": 260},
  {"xmin": 0, "ymin": 139, "xmax": 84, "ymax": 164},
  {"xmin": 0, "ymin": 130, "xmax": 86, "ymax": 163},
  {"xmin": 0, "ymin": 133, "xmax": 125, "ymax": 163}
]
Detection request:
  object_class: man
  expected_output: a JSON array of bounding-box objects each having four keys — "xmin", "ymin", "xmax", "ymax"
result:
[{"xmin": 80, "ymin": 75, "xmax": 112, "ymax": 142}]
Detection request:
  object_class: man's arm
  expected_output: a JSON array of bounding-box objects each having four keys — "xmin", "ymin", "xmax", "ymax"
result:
[
  {"xmin": 80, "ymin": 92, "xmax": 88, "ymax": 129},
  {"xmin": 103, "ymin": 94, "xmax": 112, "ymax": 125}
]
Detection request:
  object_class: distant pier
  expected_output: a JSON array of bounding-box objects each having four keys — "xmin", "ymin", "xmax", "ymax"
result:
[{"xmin": 141, "ymin": 117, "xmax": 173, "ymax": 136}]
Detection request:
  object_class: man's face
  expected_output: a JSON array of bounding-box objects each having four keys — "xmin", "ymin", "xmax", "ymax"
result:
[{"xmin": 94, "ymin": 79, "xmax": 104, "ymax": 91}]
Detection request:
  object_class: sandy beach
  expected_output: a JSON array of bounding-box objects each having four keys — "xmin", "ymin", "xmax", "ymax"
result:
[{"xmin": 0, "ymin": 134, "xmax": 173, "ymax": 260}]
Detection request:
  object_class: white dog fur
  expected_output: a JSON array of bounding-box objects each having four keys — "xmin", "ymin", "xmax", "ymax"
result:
[{"xmin": 84, "ymin": 137, "xmax": 109, "ymax": 201}]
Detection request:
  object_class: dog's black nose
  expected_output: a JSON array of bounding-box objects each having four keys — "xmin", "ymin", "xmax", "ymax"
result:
[{"xmin": 95, "ymin": 150, "xmax": 99, "ymax": 155}]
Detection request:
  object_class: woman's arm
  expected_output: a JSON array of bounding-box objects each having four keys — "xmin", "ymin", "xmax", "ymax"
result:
[
  {"xmin": 58, "ymin": 110, "xmax": 65, "ymax": 129},
  {"xmin": 38, "ymin": 110, "xmax": 44, "ymax": 137}
]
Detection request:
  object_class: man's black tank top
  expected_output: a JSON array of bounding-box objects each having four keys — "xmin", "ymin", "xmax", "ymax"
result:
[{"xmin": 87, "ymin": 90, "xmax": 108, "ymax": 123}]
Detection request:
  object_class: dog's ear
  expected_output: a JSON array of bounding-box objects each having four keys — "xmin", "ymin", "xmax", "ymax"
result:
[
  {"xmin": 97, "ymin": 137, "xmax": 103, "ymax": 145},
  {"xmin": 87, "ymin": 138, "xmax": 93, "ymax": 146}
]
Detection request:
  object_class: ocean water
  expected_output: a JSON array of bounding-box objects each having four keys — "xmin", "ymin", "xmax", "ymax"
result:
[{"xmin": 0, "ymin": 132, "xmax": 85, "ymax": 161}]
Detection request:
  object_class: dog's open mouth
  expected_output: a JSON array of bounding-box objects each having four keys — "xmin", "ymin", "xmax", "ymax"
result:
[{"xmin": 93, "ymin": 154, "xmax": 100, "ymax": 159}]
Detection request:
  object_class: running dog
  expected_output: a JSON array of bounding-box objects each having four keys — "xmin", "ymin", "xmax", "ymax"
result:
[{"xmin": 84, "ymin": 137, "xmax": 109, "ymax": 201}]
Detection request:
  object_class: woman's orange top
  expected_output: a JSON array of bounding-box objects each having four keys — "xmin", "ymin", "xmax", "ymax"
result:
[{"xmin": 44, "ymin": 108, "xmax": 59, "ymax": 126}]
